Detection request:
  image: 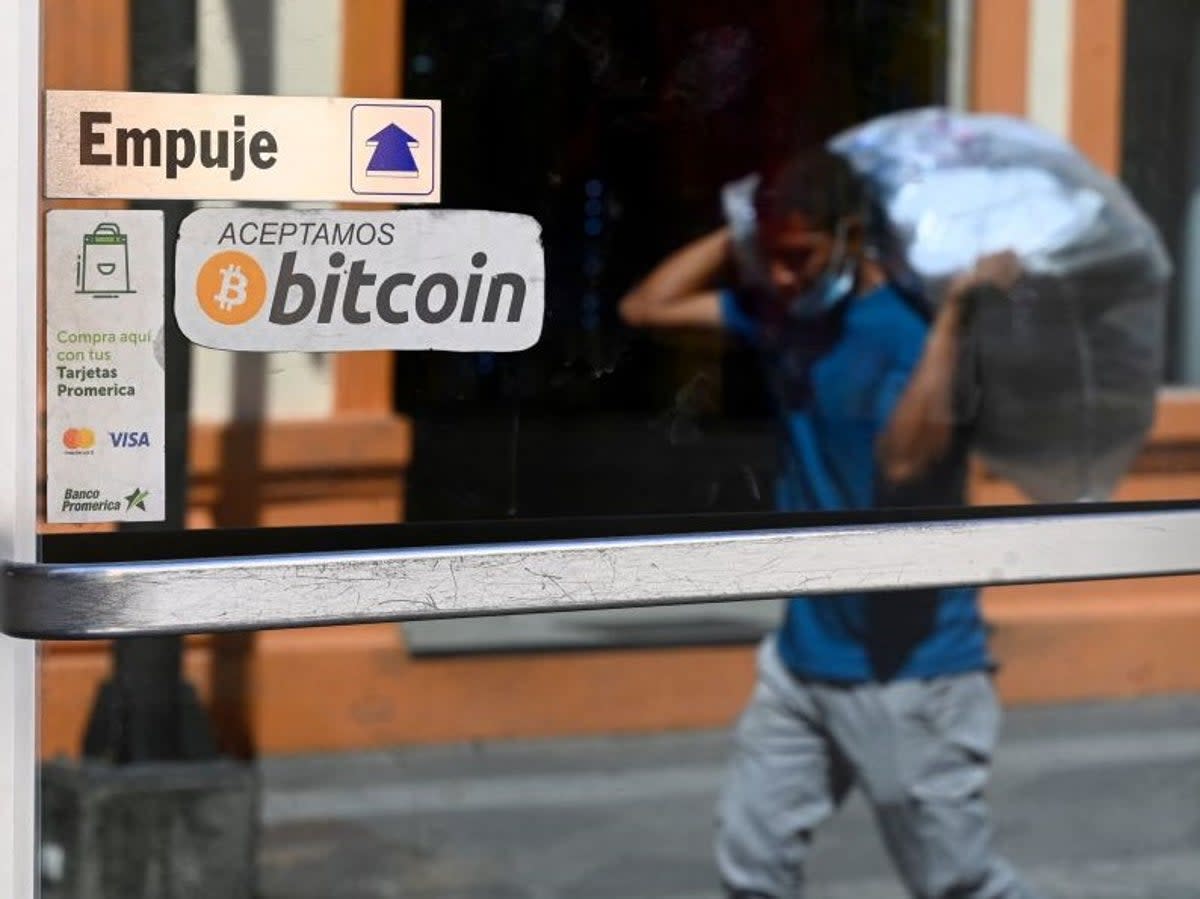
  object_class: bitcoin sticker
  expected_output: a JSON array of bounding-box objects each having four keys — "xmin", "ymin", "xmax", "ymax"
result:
[{"xmin": 195, "ymin": 251, "xmax": 267, "ymax": 325}]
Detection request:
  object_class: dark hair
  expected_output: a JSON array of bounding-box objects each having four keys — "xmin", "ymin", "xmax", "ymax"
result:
[{"xmin": 754, "ymin": 147, "xmax": 869, "ymax": 233}]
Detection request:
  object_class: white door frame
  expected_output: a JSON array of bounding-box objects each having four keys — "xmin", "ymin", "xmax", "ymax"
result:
[{"xmin": 1, "ymin": 0, "xmax": 41, "ymax": 895}]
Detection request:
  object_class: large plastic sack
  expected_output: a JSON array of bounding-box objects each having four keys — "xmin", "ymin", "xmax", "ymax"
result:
[
  {"xmin": 828, "ymin": 108, "xmax": 1170, "ymax": 290},
  {"xmin": 724, "ymin": 108, "xmax": 1170, "ymax": 503}
]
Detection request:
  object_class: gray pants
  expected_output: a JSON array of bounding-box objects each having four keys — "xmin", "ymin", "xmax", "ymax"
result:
[{"xmin": 716, "ymin": 638, "xmax": 1039, "ymax": 899}]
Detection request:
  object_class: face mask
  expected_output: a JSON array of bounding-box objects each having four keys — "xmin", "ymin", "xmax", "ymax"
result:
[{"xmin": 786, "ymin": 218, "xmax": 857, "ymax": 319}]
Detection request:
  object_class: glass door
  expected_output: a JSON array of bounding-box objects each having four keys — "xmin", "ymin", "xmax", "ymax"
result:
[{"xmin": 4, "ymin": 0, "xmax": 1200, "ymax": 896}]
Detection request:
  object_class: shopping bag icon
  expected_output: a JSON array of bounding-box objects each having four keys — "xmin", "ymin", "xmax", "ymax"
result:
[{"xmin": 76, "ymin": 223, "xmax": 134, "ymax": 297}]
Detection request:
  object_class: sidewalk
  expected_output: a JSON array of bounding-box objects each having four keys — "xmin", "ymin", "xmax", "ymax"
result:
[{"xmin": 257, "ymin": 695, "xmax": 1200, "ymax": 898}]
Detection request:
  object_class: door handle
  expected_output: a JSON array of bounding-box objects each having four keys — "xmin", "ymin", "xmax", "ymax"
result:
[{"xmin": 5, "ymin": 508, "xmax": 1200, "ymax": 639}]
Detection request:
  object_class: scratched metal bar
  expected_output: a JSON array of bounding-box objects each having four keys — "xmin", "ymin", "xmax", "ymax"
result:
[{"xmin": 4, "ymin": 508, "xmax": 1200, "ymax": 638}]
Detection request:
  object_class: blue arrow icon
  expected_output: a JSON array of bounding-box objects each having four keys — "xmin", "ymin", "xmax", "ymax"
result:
[{"xmin": 365, "ymin": 123, "xmax": 420, "ymax": 176}]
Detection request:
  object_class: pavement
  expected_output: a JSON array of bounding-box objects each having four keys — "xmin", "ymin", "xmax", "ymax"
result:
[{"xmin": 256, "ymin": 695, "xmax": 1200, "ymax": 899}]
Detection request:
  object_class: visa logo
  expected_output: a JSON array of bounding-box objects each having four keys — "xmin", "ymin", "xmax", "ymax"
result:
[{"xmin": 109, "ymin": 431, "xmax": 151, "ymax": 448}]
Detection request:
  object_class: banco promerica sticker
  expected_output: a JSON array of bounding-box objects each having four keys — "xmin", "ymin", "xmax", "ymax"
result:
[
  {"xmin": 46, "ymin": 210, "xmax": 165, "ymax": 523},
  {"xmin": 175, "ymin": 210, "xmax": 545, "ymax": 352}
]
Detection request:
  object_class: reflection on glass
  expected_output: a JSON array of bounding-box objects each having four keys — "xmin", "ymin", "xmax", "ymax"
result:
[
  {"xmin": 610, "ymin": 114, "xmax": 1167, "ymax": 898},
  {"xmin": 401, "ymin": 3, "xmax": 1166, "ymax": 528},
  {"xmin": 33, "ymin": 3, "xmax": 1200, "ymax": 899},
  {"xmin": 621, "ymin": 112, "xmax": 1168, "ymax": 511},
  {"xmin": 36, "ymin": 0, "xmax": 1185, "ymax": 537},
  {"xmin": 400, "ymin": 0, "xmax": 952, "ymax": 524}
]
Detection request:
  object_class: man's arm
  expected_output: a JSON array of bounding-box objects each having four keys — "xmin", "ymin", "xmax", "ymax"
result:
[
  {"xmin": 618, "ymin": 227, "xmax": 731, "ymax": 329},
  {"xmin": 877, "ymin": 252, "xmax": 1020, "ymax": 485}
]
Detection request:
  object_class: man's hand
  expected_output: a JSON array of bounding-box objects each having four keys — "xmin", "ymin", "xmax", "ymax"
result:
[
  {"xmin": 935, "ymin": 249, "xmax": 1022, "ymax": 337},
  {"xmin": 972, "ymin": 250, "xmax": 1022, "ymax": 289},
  {"xmin": 947, "ymin": 250, "xmax": 1022, "ymax": 303}
]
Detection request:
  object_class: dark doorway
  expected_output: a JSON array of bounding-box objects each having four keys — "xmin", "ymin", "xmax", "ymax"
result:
[{"xmin": 398, "ymin": 0, "xmax": 948, "ymax": 522}]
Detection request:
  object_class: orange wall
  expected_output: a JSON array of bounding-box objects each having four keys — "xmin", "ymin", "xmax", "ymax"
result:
[
  {"xmin": 973, "ymin": 0, "xmax": 1126, "ymax": 174},
  {"xmin": 972, "ymin": 0, "xmax": 1030, "ymax": 116},
  {"xmin": 1071, "ymin": 0, "xmax": 1126, "ymax": 173}
]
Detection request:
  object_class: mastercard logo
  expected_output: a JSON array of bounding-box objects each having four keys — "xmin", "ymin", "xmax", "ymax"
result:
[{"xmin": 62, "ymin": 428, "xmax": 95, "ymax": 450}]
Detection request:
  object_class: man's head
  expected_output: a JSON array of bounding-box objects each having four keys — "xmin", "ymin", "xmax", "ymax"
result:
[{"xmin": 754, "ymin": 148, "xmax": 870, "ymax": 298}]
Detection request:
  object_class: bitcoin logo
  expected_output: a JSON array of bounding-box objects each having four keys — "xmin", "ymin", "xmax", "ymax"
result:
[
  {"xmin": 196, "ymin": 251, "xmax": 267, "ymax": 325},
  {"xmin": 214, "ymin": 264, "xmax": 249, "ymax": 311}
]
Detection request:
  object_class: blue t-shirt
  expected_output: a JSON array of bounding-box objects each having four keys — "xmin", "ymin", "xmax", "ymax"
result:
[{"xmin": 721, "ymin": 286, "xmax": 990, "ymax": 682}]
